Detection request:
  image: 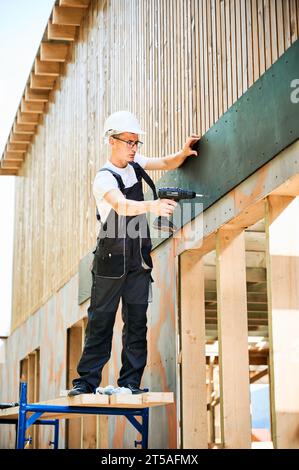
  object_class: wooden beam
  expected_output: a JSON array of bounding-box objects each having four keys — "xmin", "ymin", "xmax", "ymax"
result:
[
  {"xmin": 13, "ymin": 123, "xmax": 36, "ymax": 135},
  {"xmin": 7, "ymin": 142, "xmax": 28, "ymax": 153},
  {"xmin": 21, "ymin": 99, "xmax": 44, "ymax": 114},
  {"xmin": 216, "ymin": 228, "xmax": 251, "ymax": 449},
  {"xmin": 59, "ymin": 0, "xmax": 90, "ymax": 8},
  {"xmin": 47, "ymin": 22, "xmax": 76, "ymax": 41},
  {"xmin": 17, "ymin": 111, "xmax": 40, "ymax": 125},
  {"xmin": 265, "ymin": 195, "xmax": 299, "ymax": 449},
  {"xmin": 25, "ymin": 88, "xmax": 49, "ymax": 102},
  {"xmin": 40, "ymin": 43, "xmax": 69, "ymax": 62},
  {"xmin": 52, "ymin": 6, "xmax": 86, "ymax": 26},
  {"xmin": 10, "ymin": 133, "xmax": 32, "ymax": 144},
  {"xmin": 180, "ymin": 252, "xmax": 208, "ymax": 449},
  {"xmin": 35, "ymin": 58, "xmax": 60, "ymax": 76},
  {"xmin": 30, "ymin": 74, "xmax": 56, "ymax": 90}
]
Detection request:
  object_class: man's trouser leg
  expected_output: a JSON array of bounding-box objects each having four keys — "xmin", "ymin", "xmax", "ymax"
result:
[
  {"xmin": 73, "ymin": 273, "xmax": 125, "ymax": 391},
  {"xmin": 117, "ymin": 265, "xmax": 151, "ymax": 388}
]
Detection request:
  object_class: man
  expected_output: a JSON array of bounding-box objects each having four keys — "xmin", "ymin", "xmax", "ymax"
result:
[{"xmin": 68, "ymin": 111, "xmax": 200, "ymax": 396}]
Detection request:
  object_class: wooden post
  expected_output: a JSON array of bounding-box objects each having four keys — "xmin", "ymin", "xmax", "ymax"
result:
[
  {"xmin": 216, "ymin": 228, "xmax": 251, "ymax": 449},
  {"xmin": 180, "ymin": 251, "xmax": 207, "ymax": 449},
  {"xmin": 265, "ymin": 195, "xmax": 299, "ymax": 448}
]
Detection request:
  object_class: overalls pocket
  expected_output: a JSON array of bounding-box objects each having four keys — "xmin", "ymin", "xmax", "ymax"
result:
[{"xmin": 92, "ymin": 239, "xmax": 126, "ymax": 279}]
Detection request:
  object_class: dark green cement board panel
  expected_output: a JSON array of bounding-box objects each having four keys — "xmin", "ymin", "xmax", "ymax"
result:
[{"xmin": 149, "ymin": 39, "xmax": 299, "ymax": 248}]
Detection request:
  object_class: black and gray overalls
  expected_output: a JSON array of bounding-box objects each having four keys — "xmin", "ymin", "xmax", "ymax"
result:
[{"xmin": 73, "ymin": 162, "xmax": 156, "ymax": 391}]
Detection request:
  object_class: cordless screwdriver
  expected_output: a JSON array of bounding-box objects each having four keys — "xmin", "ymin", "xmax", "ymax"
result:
[{"xmin": 153, "ymin": 187, "xmax": 208, "ymax": 233}]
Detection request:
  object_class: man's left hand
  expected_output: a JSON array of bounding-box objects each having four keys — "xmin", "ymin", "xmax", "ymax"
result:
[{"xmin": 181, "ymin": 134, "xmax": 201, "ymax": 158}]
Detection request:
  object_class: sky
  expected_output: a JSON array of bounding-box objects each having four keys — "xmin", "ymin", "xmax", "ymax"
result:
[{"xmin": 0, "ymin": 0, "xmax": 55, "ymax": 336}]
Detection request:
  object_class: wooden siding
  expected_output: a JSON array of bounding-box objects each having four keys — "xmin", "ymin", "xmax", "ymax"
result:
[{"xmin": 12, "ymin": 0, "xmax": 299, "ymax": 329}]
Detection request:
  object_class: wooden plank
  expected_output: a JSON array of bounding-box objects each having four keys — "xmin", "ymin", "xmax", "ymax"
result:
[
  {"xmin": 59, "ymin": 0, "xmax": 90, "ymax": 8},
  {"xmin": 21, "ymin": 99, "xmax": 45, "ymax": 114},
  {"xmin": 109, "ymin": 394, "xmax": 142, "ymax": 407},
  {"xmin": 0, "ymin": 168, "xmax": 18, "ymax": 176},
  {"xmin": 17, "ymin": 111, "xmax": 40, "ymax": 125},
  {"xmin": 7, "ymin": 142, "xmax": 28, "ymax": 152},
  {"xmin": 141, "ymin": 392, "xmax": 174, "ymax": 406},
  {"xmin": 25, "ymin": 88, "xmax": 49, "ymax": 102},
  {"xmin": 30, "ymin": 74, "xmax": 56, "ymax": 90},
  {"xmin": 47, "ymin": 22, "xmax": 77, "ymax": 41},
  {"xmin": 180, "ymin": 252, "xmax": 207, "ymax": 449},
  {"xmin": 40, "ymin": 43, "xmax": 69, "ymax": 62},
  {"xmin": 13, "ymin": 123, "xmax": 36, "ymax": 134},
  {"xmin": 35, "ymin": 59, "xmax": 61, "ymax": 77},
  {"xmin": 52, "ymin": 6, "xmax": 86, "ymax": 26},
  {"xmin": 10, "ymin": 133, "xmax": 32, "ymax": 144},
  {"xmin": 1, "ymin": 160, "xmax": 23, "ymax": 169},
  {"xmin": 216, "ymin": 228, "xmax": 251, "ymax": 449},
  {"xmin": 4, "ymin": 151, "xmax": 25, "ymax": 160},
  {"xmin": 265, "ymin": 195, "xmax": 299, "ymax": 448}
]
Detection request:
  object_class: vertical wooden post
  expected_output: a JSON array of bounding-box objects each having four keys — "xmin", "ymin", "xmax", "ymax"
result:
[
  {"xmin": 216, "ymin": 228, "xmax": 251, "ymax": 448},
  {"xmin": 265, "ymin": 195, "xmax": 299, "ymax": 448},
  {"xmin": 180, "ymin": 251, "xmax": 207, "ymax": 449}
]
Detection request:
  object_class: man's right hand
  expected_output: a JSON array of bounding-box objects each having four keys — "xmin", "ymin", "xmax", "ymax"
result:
[{"xmin": 149, "ymin": 199, "xmax": 177, "ymax": 216}]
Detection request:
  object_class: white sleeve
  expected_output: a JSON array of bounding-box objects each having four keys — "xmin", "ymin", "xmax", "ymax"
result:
[
  {"xmin": 134, "ymin": 153, "xmax": 150, "ymax": 169},
  {"xmin": 93, "ymin": 171, "xmax": 119, "ymax": 207}
]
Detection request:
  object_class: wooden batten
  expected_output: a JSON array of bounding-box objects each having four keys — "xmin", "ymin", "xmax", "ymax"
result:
[
  {"xmin": 7, "ymin": 143, "xmax": 28, "ymax": 153},
  {"xmin": 52, "ymin": 6, "xmax": 86, "ymax": 26},
  {"xmin": 5, "ymin": 151, "xmax": 25, "ymax": 160},
  {"xmin": 40, "ymin": 43, "xmax": 69, "ymax": 62},
  {"xmin": 35, "ymin": 59, "xmax": 61, "ymax": 76},
  {"xmin": 21, "ymin": 99, "xmax": 44, "ymax": 114},
  {"xmin": 59, "ymin": 0, "xmax": 90, "ymax": 8},
  {"xmin": 47, "ymin": 22, "xmax": 76, "ymax": 41},
  {"xmin": 17, "ymin": 111, "xmax": 40, "ymax": 125},
  {"xmin": 30, "ymin": 74, "xmax": 56, "ymax": 90},
  {"xmin": 10, "ymin": 133, "xmax": 32, "ymax": 144},
  {"xmin": 0, "ymin": 168, "xmax": 18, "ymax": 176},
  {"xmin": 13, "ymin": 123, "xmax": 36, "ymax": 135},
  {"xmin": 25, "ymin": 88, "xmax": 49, "ymax": 103},
  {"xmin": 1, "ymin": 159, "xmax": 22, "ymax": 169}
]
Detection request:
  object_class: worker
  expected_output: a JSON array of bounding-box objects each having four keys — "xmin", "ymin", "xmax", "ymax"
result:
[{"xmin": 68, "ymin": 111, "xmax": 200, "ymax": 396}]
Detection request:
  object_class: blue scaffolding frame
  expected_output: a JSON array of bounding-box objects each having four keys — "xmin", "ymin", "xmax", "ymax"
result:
[{"xmin": 14, "ymin": 382, "xmax": 149, "ymax": 449}]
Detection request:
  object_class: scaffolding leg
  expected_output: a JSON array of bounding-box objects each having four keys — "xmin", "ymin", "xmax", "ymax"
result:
[
  {"xmin": 53, "ymin": 419, "xmax": 59, "ymax": 449},
  {"xmin": 16, "ymin": 382, "xmax": 27, "ymax": 449},
  {"xmin": 141, "ymin": 408, "xmax": 149, "ymax": 449}
]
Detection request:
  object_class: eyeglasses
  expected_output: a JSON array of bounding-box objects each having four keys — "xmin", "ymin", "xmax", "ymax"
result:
[{"xmin": 112, "ymin": 136, "xmax": 143, "ymax": 150}]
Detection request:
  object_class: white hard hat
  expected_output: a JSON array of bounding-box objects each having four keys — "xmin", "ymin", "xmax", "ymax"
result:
[{"xmin": 103, "ymin": 111, "xmax": 146, "ymax": 138}]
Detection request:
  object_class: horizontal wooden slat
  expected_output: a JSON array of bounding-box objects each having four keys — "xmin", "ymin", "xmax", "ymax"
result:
[
  {"xmin": 1, "ymin": 159, "xmax": 23, "ymax": 169},
  {"xmin": 17, "ymin": 111, "xmax": 40, "ymax": 125},
  {"xmin": 47, "ymin": 22, "xmax": 77, "ymax": 41},
  {"xmin": 35, "ymin": 59, "xmax": 61, "ymax": 76},
  {"xmin": 52, "ymin": 6, "xmax": 86, "ymax": 26},
  {"xmin": 7, "ymin": 143, "xmax": 28, "ymax": 153},
  {"xmin": 10, "ymin": 133, "xmax": 32, "ymax": 144},
  {"xmin": 13, "ymin": 123, "xmax": 36, "ymax": 134},
  {"xmin": 0, "ymin": 168, "xmax": 18, "ymax": 175},
  {"xmin": 21, "ymin": 99, "xmax": 45, "ymax": 114},
  {"xmin": 30, "ymin": 74, "xmax": 56, "ymax": 90},
  {"xmin": 25, "ymin": 88, "xmax": 49, "ymax": 102},
  {"xmin": 4, "ymin": 151, "xmax": 25, "ymax": 160},
  {"xmin": 40, "ymin": 43, "xmax": 69, "ymax": 62},
  {"xmin": 59, "ymin": 0, "xmax": 90, "ymax": 8}
]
